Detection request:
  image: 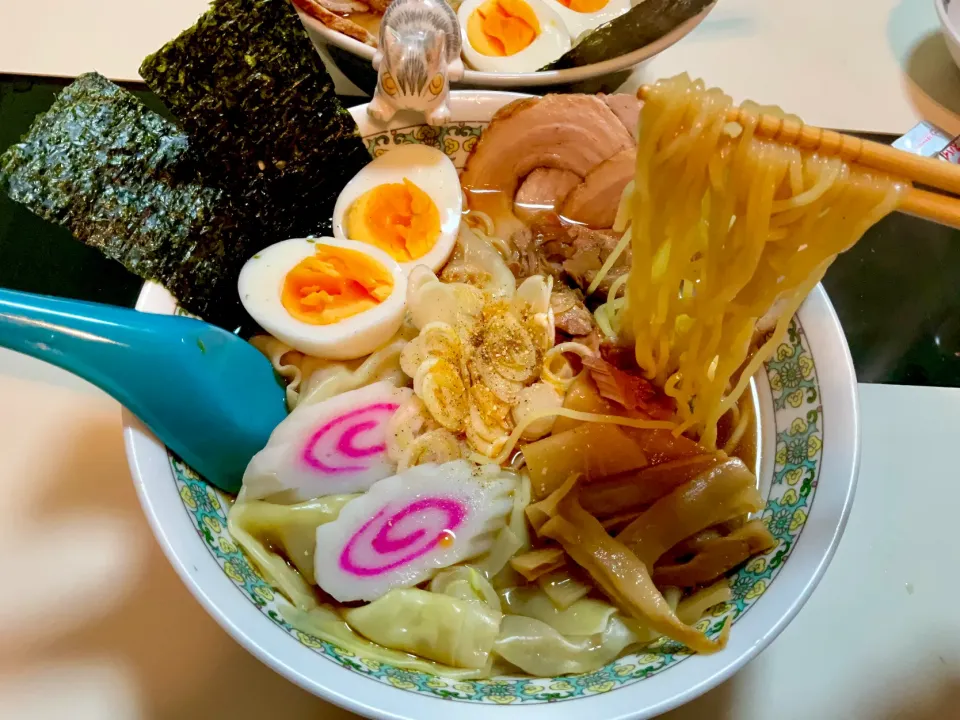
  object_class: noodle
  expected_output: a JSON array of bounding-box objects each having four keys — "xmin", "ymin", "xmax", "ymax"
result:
[
  {"xmin": 465, "ymin": 209, "xmax": 496, "ymax": 237},
  {"xmin": 618, "ymin": 74, "xmax": 906, "ymax": 448},
  {"xmin": 612, "ymin": 180, "xmax": 635, "ymax": 233},
  {"xmin": 586, "ymin": 227, "xmax": 632, "ymax": 296},
  {"xmin": 463, "ymin": 210, "xmax": 518, "ymax": 267},
  {"xmin": 721, "ymin": 394, "xmax": 752, "ymax": 455},
  {"xmin": 541, "ymin": 341, "xmax": 596, "ymax": 392}
]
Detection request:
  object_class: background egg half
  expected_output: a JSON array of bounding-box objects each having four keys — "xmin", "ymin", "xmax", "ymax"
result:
[
  {"xmin": 541, "ymin": 0, "xmax": 631, "ymax": 42},
  {"xmin": 332, "ymin": 145, "xmax": 462, "ymax": 272},
  {"xmin": 238, "ymin": 237, "xmax": 407, "ymax": 360},
  {"xmin": 459, "ymin": 0, "xmax": 571, "ymax": 74}
]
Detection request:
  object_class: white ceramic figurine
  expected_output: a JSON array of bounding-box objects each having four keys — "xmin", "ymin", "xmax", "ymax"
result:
[{"xmin": 368, "ymin": 0, "xmax": 464, "ymax": 126}]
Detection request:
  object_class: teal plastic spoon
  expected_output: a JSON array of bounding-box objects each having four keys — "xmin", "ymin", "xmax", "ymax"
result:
[{"xmin": 0, "ymin": 288, "xmax": 287, "ymax": 493}]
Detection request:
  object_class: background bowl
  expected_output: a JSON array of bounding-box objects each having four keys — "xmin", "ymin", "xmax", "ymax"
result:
[
  {"xmin": 296, "ymin": 3, "xmax": 717, "ymax": 94},
  {"xmin": 124, "ymin": 90, "xmax": 860, "ymax": 720},
  {"xmin": 935, "ymin": 0, "xmax": 960, "ymax": 72}
]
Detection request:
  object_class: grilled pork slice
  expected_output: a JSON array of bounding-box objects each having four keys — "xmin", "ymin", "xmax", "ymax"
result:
[
  {"xmin": 514, "ymin": 168, "xmax": 582, "ymax": 224},
  {"xmin": 561, "ymin": 148, "xmax": 635, "ymax": 229},
  {"xmin": 599, "ymin": 93, "xmax": 642, "ymax": 141},
  {"xmin": 462, "ymin": 95, "xmax": 635, "ymax": 237}
]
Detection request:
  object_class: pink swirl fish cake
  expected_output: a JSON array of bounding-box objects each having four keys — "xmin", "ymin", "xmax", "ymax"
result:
[
  {"xmin": 314, "ymin": 460, "xmax": 516, "ymax": 602},
  {"xmin": 243, "ymin": 381, "xmax": 413, "ymax": 502}
]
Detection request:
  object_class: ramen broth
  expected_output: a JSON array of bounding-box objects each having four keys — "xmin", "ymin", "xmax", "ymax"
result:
[
  {"xmin": 716, "ymin": 376, "xmax": 762, "ymax": 489},
  {"xmin": 343, "ymin": 11, "xmax": 382, "ymax": 35}
]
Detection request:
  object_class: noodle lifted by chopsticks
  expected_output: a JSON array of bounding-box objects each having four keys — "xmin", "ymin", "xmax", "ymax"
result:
[{"xmin": 615, "ymin": 74, "xmax": 906, "ymax": 448}]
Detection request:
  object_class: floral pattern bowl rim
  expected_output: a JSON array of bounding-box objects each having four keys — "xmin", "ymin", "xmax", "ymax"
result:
[{"xmin": 122, "ymin": 90, "xmax": 860, "ymax": 720}]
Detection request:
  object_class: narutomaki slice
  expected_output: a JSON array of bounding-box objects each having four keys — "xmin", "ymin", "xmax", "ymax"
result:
[
  {"xmin": 314, "ymin": 461, "xmax": 516, "ymax": 602},
  {"xmin": 242, "ymin": 381, "xmax": 412, "ymax": 502}
]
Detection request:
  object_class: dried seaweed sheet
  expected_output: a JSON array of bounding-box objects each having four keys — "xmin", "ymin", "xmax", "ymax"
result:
[
  {"xmin": 539, "ymin": 0, "xmax": 715, "ymax": 71},
  {"xmin": 139, "ymin": 0, "xmax": 370, "ymax": 241},
  {"xmin": 0, "ymin": 73, "xmax": 248, "ymax": 327}
]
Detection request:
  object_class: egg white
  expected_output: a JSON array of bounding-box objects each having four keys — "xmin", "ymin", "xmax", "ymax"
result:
[
  {"xmin": 458, "ymin": 0, "xmax": 572, "ymax": 73},
  {"xmin": 332, "ymin": 145, "xmax": 462, "ymax": 272},
  {"xmin": 238, "ymin": 237, "xmax": 407, "ymax": 361},
  {"xmin": 541, "ymin": 0, "xmax": 630, "ymax": 42}
]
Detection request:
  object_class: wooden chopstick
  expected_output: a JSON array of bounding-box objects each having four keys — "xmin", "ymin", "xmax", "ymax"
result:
[
  {"xmin": 898, "ymin": 187, "xmax": 960, "ymax": 228},
  {"xmin": 636, "ymin": 85, "xmax": 960, "ymax": 230}
]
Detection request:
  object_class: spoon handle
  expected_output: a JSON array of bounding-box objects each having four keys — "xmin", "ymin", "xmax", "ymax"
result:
[
  {"xmin": 0, "ymin": 289, "xmax": 285, "ymax": 492},
  {"xmin": 0, "ymin": 288, "xmax": 214, "ymax": 409}
]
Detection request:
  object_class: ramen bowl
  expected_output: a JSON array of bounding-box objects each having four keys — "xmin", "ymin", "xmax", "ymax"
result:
[
  {"xmin": 936, "ymin": 0, "xmax": 960, "ymax": 73},
  {"xmin": 124, "ymin": 91, "xmax": 860, "ymax": 720},
  {"xmin": 296, "ymin": 2, "xmax": 718, "ymax": 94}
]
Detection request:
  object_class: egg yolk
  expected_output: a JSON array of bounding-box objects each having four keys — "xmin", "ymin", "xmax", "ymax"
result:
[
  {"xmin": 281, "ymin": 245, "xmax": 393, "ymax": 326},
  {"xmin": 467, "ymin": 0, "xmax": 540, "ymax": 57},
  {"xmin": 556, "ymin": 0, "xmax": 608, "ymax": 12},
  {"xmin": 346, "ymin": 179, "xmax": 441, "ymax": 262}
]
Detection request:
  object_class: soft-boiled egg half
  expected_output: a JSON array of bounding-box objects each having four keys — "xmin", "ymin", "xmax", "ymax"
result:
[
  {"xmin": 458, "ymin": 0, "xmax": 571, "ymax": 73},
  {"xmin": 238, "ymin": 237, "xmax": 407, "ymax": 360},
  {"xmin": 542, "ymin": 0, "xmax": 630, "ymax": 42},
  {"xmin": 332, "ymin": 145, "xmax": 461, "ymax": 272}
]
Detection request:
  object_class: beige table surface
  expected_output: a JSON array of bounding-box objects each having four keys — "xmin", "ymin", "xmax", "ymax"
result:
[{"xmin": 2, "ymin": 0, "xmax": 960, "ymax": 133}]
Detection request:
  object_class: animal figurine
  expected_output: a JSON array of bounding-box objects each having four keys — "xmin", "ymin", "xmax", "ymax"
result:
[{"xmin": 368, "ymin": 0, "xmax": 464, "ymax": 126}]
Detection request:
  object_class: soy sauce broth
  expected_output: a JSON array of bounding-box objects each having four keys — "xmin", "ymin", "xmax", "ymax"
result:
[
  {"xmin": 343, "ymin": 11, "xmax": 382, "ymax": 35},
  {"xmin": 715, "ymin": 376, "xmax": 763, "ymax": 486}
]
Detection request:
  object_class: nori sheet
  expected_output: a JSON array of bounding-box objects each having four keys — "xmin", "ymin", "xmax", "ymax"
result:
[
  {"xmin": 139, "ymin": 0, "xmax": 370, "ymax": 241},
  {"xmin": 0, "ymin": 0, "xmax": 371, "ymax": 329},
  {"xmin": 0, "ymin": 73, "xmax": 249, "ymax": 328},
  {"xmin": 539, "ymin": 0, "xmax": 715, "ymax": 71}
]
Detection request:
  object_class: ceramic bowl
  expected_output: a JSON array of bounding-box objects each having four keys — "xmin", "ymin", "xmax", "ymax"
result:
[
  {"xmin": 124, "ymin": 90, "xmax": 860, "ymax": 720},
  {"xmin": 296, "ymin": 2, "xmax": 717, "ymax": 94},
  {"xmin": 936, "ymin": 0, "xmax": 960, "ymax": 72}
]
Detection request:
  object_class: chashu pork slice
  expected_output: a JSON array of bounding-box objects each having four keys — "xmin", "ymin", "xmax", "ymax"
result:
[
  {"xmin": 462, "ymin": 95, "xmax": 635, "ymax": 237},
  {"xmin": 290, "ymin": 0, "xmax": 377, "ymax": 46},
  {"xmin": 599, "ymin": 93, "xmax": 642, "ymax": 141},
  {"xmin": 514, "ymin": 168, "xmax": 582, "ymax": 224},
  {"xmin": 561, "ymin": 148, "xmax": 635, "ymax": 229}
]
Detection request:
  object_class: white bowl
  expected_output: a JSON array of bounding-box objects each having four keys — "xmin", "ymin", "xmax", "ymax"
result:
[
  {"xmin": 124, "ymin": 91, "xmax": 860, "ymax": 720},
  {"xmin": 297, "ymin": 2, "xmax": 717, "ymax": 90},
  {"xmin": 936, "ymin": 0, "xmax": 960, "ymax": 71}
]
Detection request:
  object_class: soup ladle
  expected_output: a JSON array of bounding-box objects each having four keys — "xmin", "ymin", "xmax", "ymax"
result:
[{"xmin": 0, "ymin": 288, "xmax": 287, "ymax": 493}]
